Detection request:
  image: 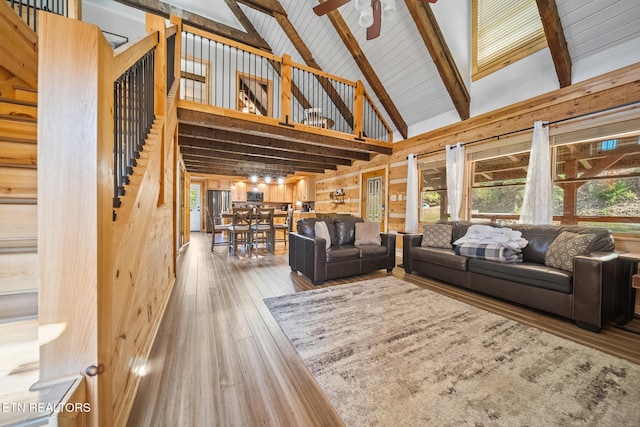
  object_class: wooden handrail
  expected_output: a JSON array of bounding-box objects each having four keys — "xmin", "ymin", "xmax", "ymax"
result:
[{"xmin": 112, "ymin": 31, "xmax": 158, "ymax": 81}]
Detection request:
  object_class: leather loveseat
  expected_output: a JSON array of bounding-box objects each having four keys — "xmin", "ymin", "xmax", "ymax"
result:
[
  {"xmin": 289, "ymin": 217, "xmax": 396, "ymax": 285},
  {"xmin": 403, "ymin": 222, "xmax": 625, "ymax": 332}
]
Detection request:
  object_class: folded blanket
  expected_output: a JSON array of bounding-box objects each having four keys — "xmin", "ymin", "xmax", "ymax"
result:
[
  {"xmin": 453, "ymin": 224, "xmax": 528, "ymax": 251},
  {"xmin": 455, "ymin": 243, "xmax": 523, "ymax": 263}
]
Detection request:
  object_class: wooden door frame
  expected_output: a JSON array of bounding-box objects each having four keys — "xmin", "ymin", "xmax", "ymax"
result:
[{"xmin": 360, "ymin": 166, "xmax": 388, "ymax": 232}]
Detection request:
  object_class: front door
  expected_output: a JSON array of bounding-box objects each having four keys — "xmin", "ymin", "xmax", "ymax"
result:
[
  {"xmin": 190, "ymin": 183, "xmax": 201, "ymax": 232},
  {"xmin": 361, "ymin": 169, "xmax": 386, "ymax": 231}
]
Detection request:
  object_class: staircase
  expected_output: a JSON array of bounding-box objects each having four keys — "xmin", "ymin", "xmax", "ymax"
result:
[{"xmin": 0, "ymin": 0, "xmax": 40, "ymax": 413}]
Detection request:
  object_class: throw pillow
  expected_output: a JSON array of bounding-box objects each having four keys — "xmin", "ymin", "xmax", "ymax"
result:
[
  {"xmin": 354, "ymin": 222, "xmax": 382, "ymax": 246},
  {"xmin": 544, "ymin": 231, "xmax": 596, "ymax": 272},
  {"xmin": 314, "ymin": 221, "xmax": 332, "ymax": 250},
  {"xmin": 421, "ymin": 224, "xmax": 453, "ymax": 249}
]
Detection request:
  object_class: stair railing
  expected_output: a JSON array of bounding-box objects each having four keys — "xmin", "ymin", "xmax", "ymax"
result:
[
  {"xmin": 113, "ymin": 48, "xmax": 155, "ymax": 208},
  {"xmin": 5, "ymin": 0, "xmax": 79, "ymax": 32}
]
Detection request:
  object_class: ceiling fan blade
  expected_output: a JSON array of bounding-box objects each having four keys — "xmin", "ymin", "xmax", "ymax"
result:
[
  {"xmin": 366, "ymin": 0, "xmax": 382, "ymax": 40},
  {"xmin": 421, "ymin": 0, "xmax": 438, "ymax": 3},
  {"xmin": 313, "ymin": 0, "xmax": 351, "ymax": 16}
]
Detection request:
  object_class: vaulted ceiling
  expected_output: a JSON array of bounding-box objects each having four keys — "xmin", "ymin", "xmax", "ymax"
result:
[{"xmin": 111, "ymin": 0, "xmax": 640, "ymax": 179}]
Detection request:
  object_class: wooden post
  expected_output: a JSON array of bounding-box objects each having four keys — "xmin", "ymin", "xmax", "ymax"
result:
[
  {"xmin": 281, "ymin": 54, "xmax": 292, "ymax": 123},
  {"xmin": 67, "ymin": 0, "xmax": 82, "ymax": 20},
  {"xmin": 170, "ymin": 15, "xmax": 183, "ymax": 91},
  {"xmin": 354, "ymin": 80, "xmax": 364, "ymax": 138},
  {"xmin": 38, "ymin": 14, "xmax": 113, "ymax": 426},
  {"xmin": 147, "ymin": 13, "xmax": 167, "ymax": 118}
]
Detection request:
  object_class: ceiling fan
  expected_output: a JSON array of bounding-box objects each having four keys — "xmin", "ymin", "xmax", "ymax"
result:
[{"xmin": 313, "ymin": 0, "xmax": 438, "ymax": 40}]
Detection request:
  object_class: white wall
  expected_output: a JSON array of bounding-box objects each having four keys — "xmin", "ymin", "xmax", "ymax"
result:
[{"xmin": 83, "ymin": 0, "xmax": 147, "ymax": 42}]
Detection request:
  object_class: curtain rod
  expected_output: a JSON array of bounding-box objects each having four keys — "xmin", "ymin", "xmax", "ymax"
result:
[{"xmin": 409, "ymin": 100, "xmax": 640, "ymax": 159}]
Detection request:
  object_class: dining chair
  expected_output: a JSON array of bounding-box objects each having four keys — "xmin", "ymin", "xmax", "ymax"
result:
[
  {"xmin": 211, "ymin": 213, "xmax": 230, "ymax": 253},
  {"xmin": 251, "ymin": 208, "xmax": 274, "ymax": 254},
  {"xmin": 274, "ymin": 209, "xmax": 292, "ymax": 246},
  {"xmin": 229, "ymin": 207, "xmax": 252, "ymax": 255}
]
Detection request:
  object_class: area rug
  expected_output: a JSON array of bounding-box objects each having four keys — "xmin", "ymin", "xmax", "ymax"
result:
[{"xmin": 264, "ymin": 277, "xmax": 640, "ymax": 426}]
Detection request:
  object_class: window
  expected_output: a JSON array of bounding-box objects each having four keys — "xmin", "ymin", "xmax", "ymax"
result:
[
  {"xmin": 419, "ymin": 158, "xmax": 448, "ymax": 222},
  {"xmin": 237, "ymin": 72, "xmax": 272, "ymax": 116},
  {"xmin": 555, "ymin": 135, "xmax": 640, "ymax": 232},
  {"xmin": 472, "ymin": 0, "xmax": 547, "ymax": 80},
  {"xmin": 180, "ymin": 56, "xmax": 209, "ymax": 103}
]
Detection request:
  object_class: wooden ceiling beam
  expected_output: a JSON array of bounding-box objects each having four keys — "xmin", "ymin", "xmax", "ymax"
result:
[
  {"xmin": 536, "ymin": 0, "xmax": 572, "ymax": 88},
  {"xmin": 180, "ymin": 146, "xmax": 335, "ymax": 172},
  {"xmin": 115, "ymin": 0, "xmax": 271, "ymax": 51},
  {"xmin": 182, "ymin": 154, "xmax": 326, "ymax": 175},
  {"xmin": 179, "ymin": 135, "xmax": 353, "ymax": 166},
  {"xmin": 318, "ymin": 0, "xmax": 409, "ymax": 139},
  {"xmin": 177, "ymin": 108, "xmax": 392, "ymax": 154},
  {"xmin": 235, "ymin": 0, "xmax": 287, "ymax": 16},
  {"xmin": 405, "ymin": 0, "xmax": 470, "ymax": 120},
  {"xmin": 178, "ymin": 122, "xmax": 370, "ymax": 161}
]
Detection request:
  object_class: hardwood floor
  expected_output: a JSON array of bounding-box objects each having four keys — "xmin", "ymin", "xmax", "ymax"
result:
[{"xmin": 127, "ymin": 232, "xmax": 640, "ymax": 426}]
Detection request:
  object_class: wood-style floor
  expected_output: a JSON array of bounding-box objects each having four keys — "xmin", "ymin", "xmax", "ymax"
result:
[{"xmin": 127, "ymin": 232, "xmax": 640, "ymax": 427}]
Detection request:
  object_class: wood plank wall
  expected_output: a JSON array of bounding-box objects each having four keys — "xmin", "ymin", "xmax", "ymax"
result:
[
  {"xmin": 315, "ymin": 62, "xmax": 640, "ymax": 253},
  {"xmin": 38, "ymin": 13, "xmax": 179, "ymax": 426}
]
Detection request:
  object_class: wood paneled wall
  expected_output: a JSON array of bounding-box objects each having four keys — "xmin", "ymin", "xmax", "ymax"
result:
[
  {"xmin": 38, "ymin": 13, "xmax": 179, "ymax": 426},
  {"xmin": 316, "ymin": 62, "xmax": 640, "ymax": 252}
]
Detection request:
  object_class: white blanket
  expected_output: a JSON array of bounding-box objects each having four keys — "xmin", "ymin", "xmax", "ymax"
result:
[{"xmin": 453, "ymin": 224, "xmax": 528, "ymax": 251}]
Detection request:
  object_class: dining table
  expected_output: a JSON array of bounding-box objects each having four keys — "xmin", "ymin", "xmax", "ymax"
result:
[{"xmin": 221, "ymin": 211, "xmax": 289, "ymax": 254}]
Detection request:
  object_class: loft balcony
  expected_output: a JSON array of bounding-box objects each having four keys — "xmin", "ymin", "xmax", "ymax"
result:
[{"xmin": 176, "ymin": 25, "xmax": 393, "ymax": 178}]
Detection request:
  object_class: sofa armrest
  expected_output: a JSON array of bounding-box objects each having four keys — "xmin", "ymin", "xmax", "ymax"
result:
[
  {"xmin": 380, "ymin": 233, "xmax": 397, "ymax": 270},
  {"xmin": 288, "ymin": 232, "xmax": 327, "ymax": 285},
  {"xmin": 402, "ymin": 234, "xmax": 423, "ymax": 273},
  {"xmin": 572, "ymin": 252, "xmax": 621, "ymax": 331}
]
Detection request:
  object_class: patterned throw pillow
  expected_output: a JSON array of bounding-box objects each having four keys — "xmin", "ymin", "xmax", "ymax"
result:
[
  {"xmin": 544, "ymin": 231, "xmax": 596, "ymax": 272},
  {"xmin": 421, "ymin": 224, "xmax": 453, "ymax": 249}
]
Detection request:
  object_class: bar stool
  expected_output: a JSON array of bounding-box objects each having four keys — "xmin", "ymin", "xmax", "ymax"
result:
[{"xmin": 274, "ymin": 209, "xmax": 292, "ymax": 246}]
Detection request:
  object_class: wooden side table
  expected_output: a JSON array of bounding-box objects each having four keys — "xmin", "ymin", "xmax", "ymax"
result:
[{"xmin": 617, "ymin": 252, "xmax": 640, "ymax": 334}]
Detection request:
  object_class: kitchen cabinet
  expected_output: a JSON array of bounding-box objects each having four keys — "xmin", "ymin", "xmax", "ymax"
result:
[{"xmin": 296, "ymin": 177, "xmax": 315, "ymax": 202}]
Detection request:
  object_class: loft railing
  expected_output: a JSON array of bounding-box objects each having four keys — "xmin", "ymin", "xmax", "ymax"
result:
[
  {"xmin": 113, "ymin": 48, "xmax": 156, "ymax": 208},
  {"xmin": 180, "ymin": 25, "xmax": 393, "ymax": 142},
  {"xmin": 5, "ymin": 0, "xmax": 69, "ymax": 32}
]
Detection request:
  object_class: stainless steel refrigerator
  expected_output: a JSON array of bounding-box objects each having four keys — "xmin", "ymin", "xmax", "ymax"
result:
[{"xmin": 206, "ymin": 190, "xmax": 231, "ymax": 232}]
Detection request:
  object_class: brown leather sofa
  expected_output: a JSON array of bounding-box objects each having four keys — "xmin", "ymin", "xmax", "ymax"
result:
[
  {"xmin": 289, "ymin": 217, "xmax": 396, "ymax": 285},
  {"xmin": 403, "ymin": 222, "xmax": 625, "ymax": 332}
]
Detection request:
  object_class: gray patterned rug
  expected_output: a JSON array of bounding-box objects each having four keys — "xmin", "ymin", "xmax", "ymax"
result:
[{"xmin": 264, "ymin": 277, "xmax": 640, "ymax": 426}]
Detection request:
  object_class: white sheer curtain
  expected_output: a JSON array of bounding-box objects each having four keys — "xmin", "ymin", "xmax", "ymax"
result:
[
  {"xmin": 405, "ymin": 154, "xmax": 419, "ymax": 232},
  {"xmin": 446, "ymin": 143, "xmax": 465, "ymax": 221},
  {"xmin": 520, "ymin": 121, "xmax": 553, "ymax": 224}
]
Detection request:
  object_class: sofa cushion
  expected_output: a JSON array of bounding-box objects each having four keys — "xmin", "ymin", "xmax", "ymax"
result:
[
  {"xmin": 355, "ymin": 222, "xmax": 381, "ymax": 246},
  {"xmin": 544, "ymin": 231, "xmax": 596, "ymax": 272},
  {"xmin": 325, "ymin": 246, "xmax": 360, "ymax": 263},
  {"xmin": 298, "ymin": 218, "xmax": 339, "ymax": 244},
  {"xmin": 410, "ymin": 246, "xmax": 469, "ymax": 271},
  {"xmin": 511, "ymin": 224, "xmax": 614, "ymax": 264},
  {"xmin": 357, "ymin": 244, "xmax": 388, "ymax": 258},
  {"xmin": 314, "ymin": 221, "xmax": 331, "ymax": 250},
  {"xmin": 421, "ymin": 224, "xmax": 452, "ymax": 249},
  {"xmin": 468, "ymin": 258, "xmax": 573, "ymax": 293},
  {"xmin": 334, "ymin": 217, "xmax": 364, "ymax": 246}
]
